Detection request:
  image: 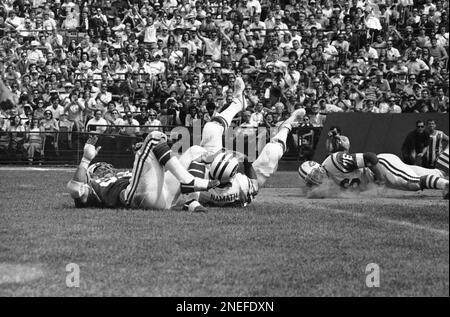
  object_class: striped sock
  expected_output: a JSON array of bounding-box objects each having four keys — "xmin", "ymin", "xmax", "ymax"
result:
[
  {"xmin": 152, "ymin": 142, "xmax": 172, "ymax": 166},
  {"xmin": 420, "ymin": 175, "xmax": 447, "ymax": 190},
  {"xmin": 188, "ymin": 162, "xmax": 206, "ymax": 178},
  {"xmin": 180, "ymin": 178, "xmax": 213, "ymax": 194},
  {"xmin": 271, "ymin": 125, "xmax": 291, "ymax": 153},
  {"xmin": 436, "ymin": 148, "xmax": 449, "ymax": 176}
]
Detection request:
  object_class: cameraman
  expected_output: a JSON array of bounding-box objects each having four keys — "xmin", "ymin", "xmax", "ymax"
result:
[{"xmin": 325, "ymin": 126, "xmax": 350, "ymax": 154}]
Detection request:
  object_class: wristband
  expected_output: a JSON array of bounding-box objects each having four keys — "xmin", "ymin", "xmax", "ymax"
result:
[{"xmin": 80, "ymin": 157, "xmax": 91, "ymax": 169}]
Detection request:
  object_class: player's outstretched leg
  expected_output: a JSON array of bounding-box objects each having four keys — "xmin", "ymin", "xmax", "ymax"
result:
[
  {"xmin": 377, "ymin": 154, "xmax": 449, "ymax": 195},
  {"xmin": 200, "ymin": 77, "xmax": 247, "ymax": 153},
  {"xmin": 122, "ymin": 131, "xmax": 167, "ymax": 208},
  {"xmin": 152, "ymin": 142, "xmax": 219, "ymax": 194},
  {"xmin": 252, "ymin": 108, "xmax": 306, "ymax": 188},
  {"xmin": 436, "ymin": 146, "xmax": 449, "ymax": 177}
]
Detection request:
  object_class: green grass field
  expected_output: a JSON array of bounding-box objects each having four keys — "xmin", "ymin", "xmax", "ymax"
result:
[{"xmin": 0, "ymin": 168, "xmax": 448, "ymax": 296}]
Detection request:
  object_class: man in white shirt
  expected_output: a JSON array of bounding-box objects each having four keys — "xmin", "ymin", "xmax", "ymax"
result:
[
  {"xmin": 148, "ymin": 54, "xmax": 166, "ymax": 76},
  {"xmin": 45, "ymin": 96, "xmax": 65, "ymax": 120},
  {"xmin": 322, "ymin": 39, "xmax": 338, "ymax": 61},
  {"xmin": 139, "ymin": 16, "xmax": 157, "ymax": 46},
  {"xmin": 27, "ymin": 41, "xmax": 45, "ymax": 64},
  {"xmin": 120, "ymin": 112, "xmax": 140, "ymax": 136},
  {"xmin": 361, "ymin": 42, "xmax": 378, "ymax": 60},
  {"xmin": 284, "ymin": 64, "xmax": 300, "ymax": 92},
  {"xmin": 249, "ymin": 102, "xmax": 265, "ymax": 127},
  {"xmin": 86, "ymin": 109, "xmax": 109, "ymax": 134},
  {"xmin": 42, "ymin": 11, "xmax": 57, "ymax": 31},
  {"xmin": 386, "ymin": 40, "xmax": 401, "ymax": 61},
  {"xmin": 95, "ymin": 82, "xmax": 112, "ymax": 108},
  {"xmin": 249, "ymin": 14, "xmax": 266, "ymax": 37}
]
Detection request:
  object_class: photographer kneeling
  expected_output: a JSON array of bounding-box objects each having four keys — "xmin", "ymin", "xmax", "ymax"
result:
[{"xmin": 325, "ymin": 126, "xmax": 350, "ymax": 155}]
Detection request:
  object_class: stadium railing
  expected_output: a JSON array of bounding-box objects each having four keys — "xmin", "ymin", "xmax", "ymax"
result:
[{"xmin": 0, "ymin": 125, "xmax": 322, "ymax": 167}]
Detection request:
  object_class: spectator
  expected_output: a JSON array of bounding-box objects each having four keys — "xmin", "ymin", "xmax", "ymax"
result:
[
  {"xmin": 23, "ymin": 119, "xmax": 44, "ymax": 164},
  {"xmin": 41, "ymin": 110, "xmax": 60, "ymax": 160},
  {"xmin": 401, "ymin": 120, "xmax": 430, "ymax": 166},
  {"xmin": 0, "ymin": 0, "xmax": 447, "ymax": 165},
  {"xmin": 424, "ymin": 119, "xmax": 449, "ymax": 168},
  {"xmin": 58, "ymin": 113, "xmax": 74, "ymax": 152},
  {"xmin": 144, "ymin": 109, "xmax": 162, "ymax": 133},
  {"xmin": 120, "ymin": 111, "xmax": 140, "ymax": 137},
  {"xmin": 325, "ymin": 126, "xmax": 350, "ymax": 155},
  {"xmin": 309, "ymin": 103, "xmax": 326, "ymax": 127},
  {"xmin": 45, "ymin": 96, "xmax": 65, "ymax": 120},
  {"xmin": 7, "ymin": 115, "xmax": 26, "ymax": 159},
  {"xmin": 86, "ymin": 109, "xmax": 108, "ymax": 134}
]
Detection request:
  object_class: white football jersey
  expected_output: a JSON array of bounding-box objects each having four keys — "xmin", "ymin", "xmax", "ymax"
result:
[
  {"xmin": 321, "ymin": 152, "xmax": 374, "ymax": 189},
  {"xmin": 199, "ymin": 173, "xmax": 258, "ymax": 207}
]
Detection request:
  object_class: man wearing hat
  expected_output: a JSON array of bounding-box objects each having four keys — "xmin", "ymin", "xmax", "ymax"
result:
[
  {"xmin": 184, "ymin": 13, "xmax": 201, "ymax": 29},
  {"xmin": 27, "ymin": 41, "xmax": 45, "ymax": 64},
  {"xmin": 16, "ymin": 18, "xmax": 35, "ymax": 38}
]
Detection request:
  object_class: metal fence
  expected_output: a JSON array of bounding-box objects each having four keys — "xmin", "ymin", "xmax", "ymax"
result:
[{"xmin": 0, "ymin": 125, "xmax": 322, "ymax": 167}]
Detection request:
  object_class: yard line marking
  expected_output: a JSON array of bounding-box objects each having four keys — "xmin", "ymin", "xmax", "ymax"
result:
[
  {"xmin": 316, "ymin": 206, "xmax": 449, "ymax": 236},
  {"xmin": 0, "ymin": 263, "xmax": 45, "ymax": 285}
]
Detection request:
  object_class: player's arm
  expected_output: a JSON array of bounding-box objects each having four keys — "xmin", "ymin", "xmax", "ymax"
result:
[
  {"xmin": 66, "ymin": 136, "xmax": 102, "ymax": 202},
  {"xmin": 352, "ymin": 152, "xmax": 384, "ymax": 183}
]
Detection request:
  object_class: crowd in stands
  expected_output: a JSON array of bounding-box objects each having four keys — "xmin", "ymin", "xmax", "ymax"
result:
[{"xmin": 0, "ymin": 0, "xmax": 449, "ymax": 163}]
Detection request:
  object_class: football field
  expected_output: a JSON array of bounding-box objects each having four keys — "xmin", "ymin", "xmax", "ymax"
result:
[{"xmin": 0, "ymin": 168, "xmax": 448, "ymax": 296}]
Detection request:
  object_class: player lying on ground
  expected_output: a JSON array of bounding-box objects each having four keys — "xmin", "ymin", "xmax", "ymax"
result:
[
  {"xmin": 177, "ymin": 77, "xmax": 306, "ymax": 211},
  {"xmin": 66, "ymin": 134, "xmax": 219, "ymax": 209},
  {"xmin": 298, "ymin": 150, "xmax": 449, "ymax": 199}
]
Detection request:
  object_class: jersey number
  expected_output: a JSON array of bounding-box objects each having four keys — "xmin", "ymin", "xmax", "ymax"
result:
[
  {"xmin": 340, "ymin": 178, "xmax": 361, "ymax": 189},
  {"xmin": 341, "ymin": 154, "xmax": 355, "ymax": 169}
]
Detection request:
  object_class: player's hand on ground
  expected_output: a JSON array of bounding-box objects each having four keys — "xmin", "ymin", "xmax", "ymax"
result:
[
  {"xmin": 207, "ymin": 179, "xmax": 220, "ymax": 190},
  {"xmin": 83, "ymin": 135, "xmax": 102, "ymax": 161}
]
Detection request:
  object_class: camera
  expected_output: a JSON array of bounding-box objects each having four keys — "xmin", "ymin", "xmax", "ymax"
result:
[{"xmin": 328, "ymin": 129, "xmax": 338, "ymax": 137}]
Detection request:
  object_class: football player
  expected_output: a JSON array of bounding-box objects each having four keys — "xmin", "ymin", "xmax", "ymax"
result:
[
  {"xmin": 180, "ymin": 77, "xmax": 306, "ymax": 211},
  {"xmin": 298, "ymin": 151, "xmax": 449, "ymax": 199},
  {"xmin": 66, "ymin": 133, "xmax": 219, "ymax": 209},
  {"xmin": 435, "ymin": 146, "xmax": 449, "ymax": 178}
]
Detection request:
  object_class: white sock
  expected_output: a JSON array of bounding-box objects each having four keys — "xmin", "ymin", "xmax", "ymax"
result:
[
  {"xmin": 437, "ymin": 178, "xmax": 448, "ymax": 190},
  {"xmin": 273, "ymin": 125, "xmax": 290, "ymax": 144},
  {"xmin": 218, "ymin": 100, "xmax": 243, "ymax": 127},
  {"xmin": 165, "ymin": 156, "xmax": 194, "ymax": 184}
]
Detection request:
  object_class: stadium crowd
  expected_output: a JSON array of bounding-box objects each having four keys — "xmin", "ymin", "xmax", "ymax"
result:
[{"xmin": 0, "ymin": 0, "xmax": 449, "ymax": 163}]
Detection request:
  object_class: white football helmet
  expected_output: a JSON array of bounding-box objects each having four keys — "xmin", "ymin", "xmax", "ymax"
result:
[
  {"xmin": 209, "ymin": 152, "xmax": 240, "ymax": 183},
  {"xmin": 298, "ymin": 161, "xmax": 326, "ymax": 187},
  {"xmin": 87, "ymin": 162, "xmax": 115, "ymax": 181}
]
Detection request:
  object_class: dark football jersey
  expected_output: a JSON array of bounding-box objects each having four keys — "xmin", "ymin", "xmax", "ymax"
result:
[{"xmin": 86, "ymin": 172, "xmax": 131, "ymax": 208}]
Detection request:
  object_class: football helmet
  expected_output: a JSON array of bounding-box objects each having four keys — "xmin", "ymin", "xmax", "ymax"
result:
[
  {"xmin": 298, "ymin": 161, "xmax": 326, "ymax": 187},
  {"xmin": 87, "ymin": 162, "xmax": 115, "ymax": 181},
  {"xmin": 209, "ymin": 151, "xmax": 240, "ymax": 183}
]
